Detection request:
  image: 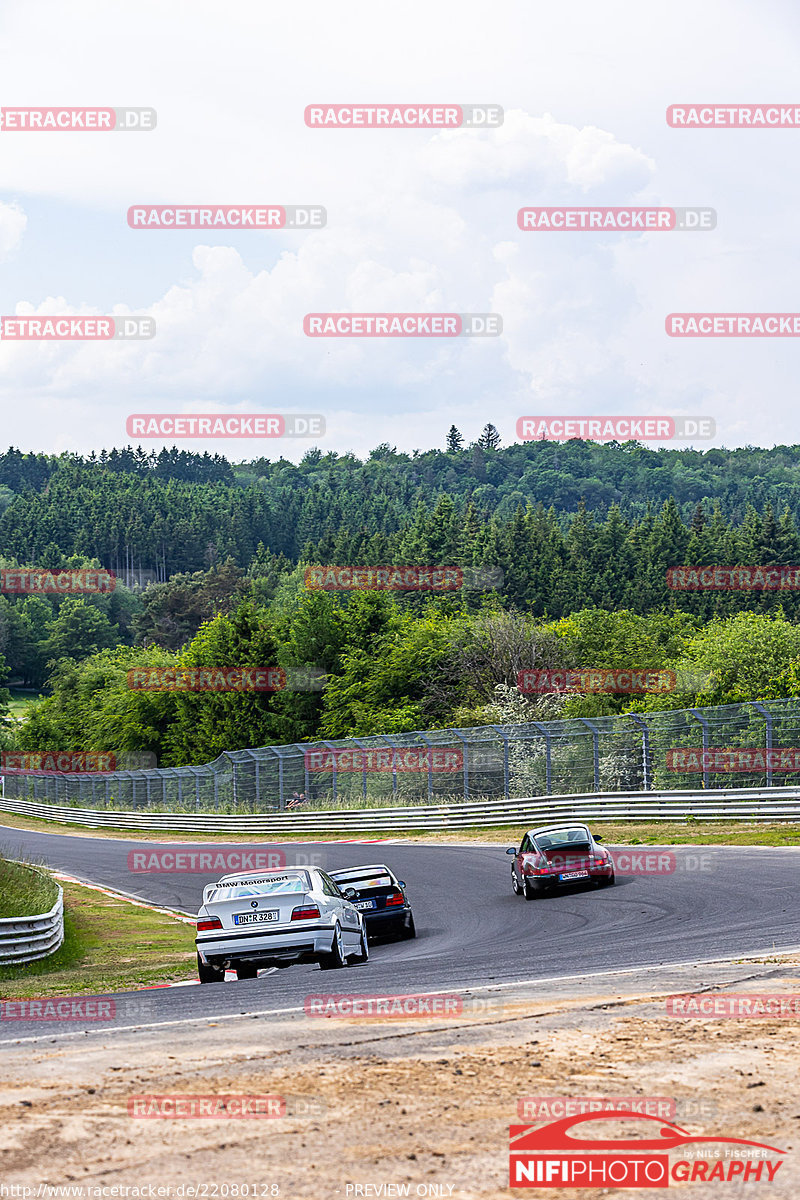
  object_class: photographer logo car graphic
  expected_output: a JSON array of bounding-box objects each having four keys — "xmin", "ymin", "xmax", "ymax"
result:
[{"xmin": 509, "ymin": 1111, "xmax": 785, "ymax": 1187}]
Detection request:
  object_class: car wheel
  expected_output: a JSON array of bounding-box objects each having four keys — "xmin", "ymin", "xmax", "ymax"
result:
[
  {"xmin": 319, "ymin": 923, "xmax": 347, "ymax": 969},
  {"xmin": 197, "ymin": 953, "xmax": 225, "ymax": 984},
  {"xmin": 351, "ymin": 925, "xmax": 369, "ymax": 963},
  {"xmin": 235, "ymin": 963, "xmax": 259, "ymax": 980},
  {"xmin": 402, "ymin": 914, "xmax": 416, "ymax": 939},
  {"xmin": 523, "ymin": 878, "xmax": 537, "ymax": 900},
  {"xmin": 512, "ymin": 869, "xmax": 522, "ymax": 896}
]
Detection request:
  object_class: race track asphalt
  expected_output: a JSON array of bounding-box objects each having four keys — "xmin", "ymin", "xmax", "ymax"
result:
[{"xmin": 0, "ymin": 824, "xmax": 797, "ymax": 1041}]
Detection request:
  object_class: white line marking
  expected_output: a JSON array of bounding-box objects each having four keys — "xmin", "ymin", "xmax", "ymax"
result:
[{"xmin": 1, "ymin": 943, "xmax": 798, "ymax": 1047}]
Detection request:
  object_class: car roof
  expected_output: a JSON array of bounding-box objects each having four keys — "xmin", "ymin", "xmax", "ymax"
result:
[{"xmin": 529, "ymin": 824, "xmax": 591, "ymax": 838}]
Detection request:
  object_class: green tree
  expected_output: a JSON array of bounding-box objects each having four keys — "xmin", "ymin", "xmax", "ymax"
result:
[
  {"xmin": 446, "ymin": 426, "xmax": 464, "ymax": 452},
  {"xmin": 477, "ymin": 423, "xmax": 501, "ymax": 451},
  {"xmin": 42, "ymin": 598, "xmax": 118, "ymax": 666}
]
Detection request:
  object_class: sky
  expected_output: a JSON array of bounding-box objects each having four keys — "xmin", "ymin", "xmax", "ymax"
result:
[{"xmin": 1, "ymin": 0, "xmax": 799, "ymax": 462}]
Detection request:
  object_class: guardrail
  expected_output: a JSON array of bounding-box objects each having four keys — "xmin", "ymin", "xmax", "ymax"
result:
[
  {"xmin": 0, "ymin": 878, "xmax": 64, "ymax": 964},
  {"xmin": 1, "ymin": 787, "xmax": 799, "ymax": 834}
]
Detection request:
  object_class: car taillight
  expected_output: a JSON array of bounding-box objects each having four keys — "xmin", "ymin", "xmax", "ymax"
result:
[
  {"xmin": 197, "ymin": 916, "xmax": 222, "ymax": 931},
  {"xmin": 524, "ymin": 856, "xmax": 548, "ymax": 875},
  {"xmin": 291, "ymin": 905, "xmax": 321, "ymax": 921},
  {"xmin": 385, "ymin": 891, "xmax": 404, "ymax": 906}
]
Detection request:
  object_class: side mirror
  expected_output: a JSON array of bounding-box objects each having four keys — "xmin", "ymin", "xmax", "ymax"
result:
[
  {"xmin": 397, "ymin": 880, "xmax": 406, "ymax": 888},
  {"xmin": 343, "ymin": 887, "xmax": 357, "ymax": 901},
  {"xmin": 506, "ymin": 847, "xmax": 517, "ymax": 856}
]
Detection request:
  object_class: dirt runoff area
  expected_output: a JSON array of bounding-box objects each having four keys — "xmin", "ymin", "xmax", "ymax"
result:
[{"xmin": 0, "ymin": 957, "xmax": 799, "ymax": 1200}]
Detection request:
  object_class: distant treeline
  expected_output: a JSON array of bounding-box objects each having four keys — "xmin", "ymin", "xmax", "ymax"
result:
[{"xmin": 3, "ymin": 441, "xmax": 800, "ymax": 615}]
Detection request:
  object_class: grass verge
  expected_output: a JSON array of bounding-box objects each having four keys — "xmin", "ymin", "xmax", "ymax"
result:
[
  {"xmin": 0, "ymin": 855, "xmax": 59, "ymax": 917},
  {"xmin": 0, "ymin": 876, "xmax": 196, "ymax": 997}
]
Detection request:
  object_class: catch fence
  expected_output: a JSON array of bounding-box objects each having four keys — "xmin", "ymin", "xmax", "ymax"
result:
[{"xmin": 1, "ymin": 699, "xmax": 799, "ymax": 814}]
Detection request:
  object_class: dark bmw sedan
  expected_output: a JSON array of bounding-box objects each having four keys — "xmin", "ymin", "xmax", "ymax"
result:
[
  {"xmin": 329, "ymin": 864, "xmax": 416, "ymax": 939},
  {"xmin": 507, "ymin": 823, "xmax": 615, "ymax": 899}
]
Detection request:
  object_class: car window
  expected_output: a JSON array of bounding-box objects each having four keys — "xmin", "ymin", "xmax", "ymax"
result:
[
  {"xmin": 520, "ymin": 835, "xmax": 532, "ymax": 852},
  {"xmin": 536, "ymin": 827, "xmax": 590, "ymax": 850},
  {"xmin": 208, "ymin": 877, "xmax": 307, "ymax": 901},
  {"xmin": 334, "ymin": 874, "xmax": 393, "ymax": 890},
  {"xmin": 318, "ymin": 872, "xmax": 342, "ymax": 897}
]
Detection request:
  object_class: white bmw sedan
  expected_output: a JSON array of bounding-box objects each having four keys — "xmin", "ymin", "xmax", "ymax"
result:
[{"xmin": 195, "ymin": 867, "xmax": 369, "ymax": 982}]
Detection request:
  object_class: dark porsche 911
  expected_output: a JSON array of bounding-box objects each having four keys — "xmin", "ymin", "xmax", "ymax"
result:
[{"xmin": 507, "ymin": 823, "xmax": 615, "ymax": 899}]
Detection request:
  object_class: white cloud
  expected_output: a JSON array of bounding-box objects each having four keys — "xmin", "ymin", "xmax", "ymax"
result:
[
  {"xmin": 0, "ymin": 202, "xmax": 26, "ymax": 260},
  {"xmin": 0, "ymin": 0, "xmax": 798, "ymax": 456}
]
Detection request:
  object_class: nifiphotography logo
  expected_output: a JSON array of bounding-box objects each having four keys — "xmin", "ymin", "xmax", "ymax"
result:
[{"xmin": 509, "ymin": 1111, "xmax": 785, "ymax": 1187}]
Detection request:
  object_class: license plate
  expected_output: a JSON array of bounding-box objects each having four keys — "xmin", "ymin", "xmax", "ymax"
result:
[
  {"xmin": 355, "ymin": 899, "xmax": 376, "ymax": 910},
  {"xmin": 559, "ymin": 870, "xmax": 589, "ymax": 881},
  {"xmin": 233, "ymin": 910, "xmax": 279, "ymax": 925}
]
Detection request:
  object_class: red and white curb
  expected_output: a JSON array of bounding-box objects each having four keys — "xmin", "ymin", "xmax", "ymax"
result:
[{"xmin": 49, "ymin": 869, "xmax": 195, "ymax": 923}]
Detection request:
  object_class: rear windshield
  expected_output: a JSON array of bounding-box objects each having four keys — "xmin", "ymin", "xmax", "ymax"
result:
[
  {"xmin": 209, "ymin": 875, "xmax": 307, "ymax": 901},
  {"xmin": 337, "ymin": 874, "xmax": 394, "ymax": 890},
  {"xmin": 535, "ymin": 829, "xmax": 590, "ymax": 850}
]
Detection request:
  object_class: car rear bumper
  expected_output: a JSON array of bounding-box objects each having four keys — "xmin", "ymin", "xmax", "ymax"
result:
[
  {"xmin": 196, "ymin": 922, "xmax": 337, "ymax": 965},
  {"xmin": 362, "ymin": 906, "xmax": 412, "ymax": 932},
  {"xmin": 526, "ymin": 865, "xmax": 613, "ymax": 888}
]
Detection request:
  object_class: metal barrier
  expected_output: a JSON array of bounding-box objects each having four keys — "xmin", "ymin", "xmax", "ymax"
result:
[
  {"xmin": 0, "ymin": 879, "xmax": 64, "ymax": 964},
  {"xmin": 1, "ymin": 788, "xmax": 798, "ymax": 833},
  {"xmin": 2, "ymin": 698, "xmax": 800, "ymax": 813}
]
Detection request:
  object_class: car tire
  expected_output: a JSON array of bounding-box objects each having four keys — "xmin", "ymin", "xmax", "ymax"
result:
[
  {"xmin": 402, "ymin": 914, "xmax": 416, "ymax": 939},
  {"xmin": 197, "ymin": 953, "xmax": 225, "ymax": 984},
  {"xmin": 351, "ymin": 925, "xmax": 370, "ymax": 963},
  {"xmin": 319, "ymin": 922, "xmax": 347, "ymax": 970},
  {"xmin": 512, "ymin": 869, "xmax": 522, "ymax": 896},
  {"xmin": 593, "ymin": 872, "xmax": 615, "ymax": 888},
  {"xmin": 523, "ymin": 878, "xmax": 537, "ymax": 900},
  {"xmin": 235, "ymin": 963, "xmax": 259, "ymax": 980}
]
